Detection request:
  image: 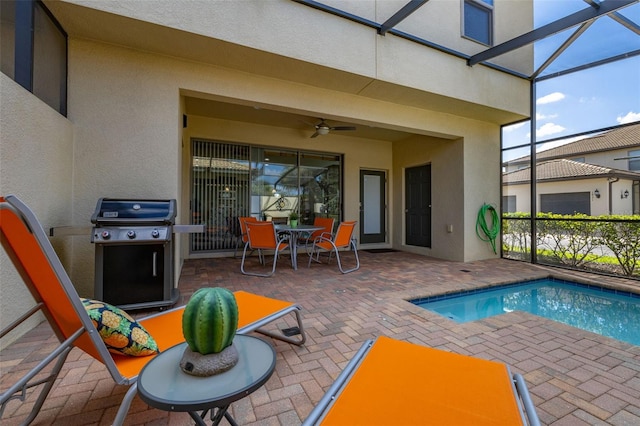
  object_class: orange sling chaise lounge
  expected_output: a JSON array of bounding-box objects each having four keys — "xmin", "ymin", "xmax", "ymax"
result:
[
  {"xmin": 0, "ymin": 194, "xmax": 306, "ymax": 426},
  {"xmin": 304, "ymin": 336, "xmax": 540, "ymax": 426}
]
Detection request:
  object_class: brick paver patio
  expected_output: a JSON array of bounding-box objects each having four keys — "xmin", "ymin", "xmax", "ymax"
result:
[{"xmin": 1, "ymin": 252, "xmax": 639, "ymax": 425}]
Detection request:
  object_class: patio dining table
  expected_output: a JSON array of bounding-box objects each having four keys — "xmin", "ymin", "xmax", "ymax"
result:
[{"xmin": 275, "ymin": 224, "xmax": 323, "ymax": 270}]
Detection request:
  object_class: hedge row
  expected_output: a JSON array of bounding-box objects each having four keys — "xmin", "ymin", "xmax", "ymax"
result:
[{"xmin": 502, "ymin": 212, "xmax": 640, "ymax": 277}]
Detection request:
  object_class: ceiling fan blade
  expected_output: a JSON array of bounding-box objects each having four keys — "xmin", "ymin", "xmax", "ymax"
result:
[
  {"xmin": 299, "ymin": 119, "xmax": 319, "ymax": 128},
  {"xmin": 330, "ymin": 126, "xmax": 357, "ymax": 131},
  {"xmin": 308, "ymin": 119, "xmax": 356, "ymax": 137}
]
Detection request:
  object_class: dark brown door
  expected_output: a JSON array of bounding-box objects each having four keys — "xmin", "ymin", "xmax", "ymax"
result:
[{"xmin": 405, "ymin": 164, "xmax": 431, "ymax": 247}]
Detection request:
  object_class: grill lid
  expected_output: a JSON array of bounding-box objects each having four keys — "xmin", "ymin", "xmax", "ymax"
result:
[{"xmin": 91, "ymin": 198, "xmax": 177, "ymax": 225}]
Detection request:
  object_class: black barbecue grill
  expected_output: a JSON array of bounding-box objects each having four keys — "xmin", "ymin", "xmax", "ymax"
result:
[{"xmin": 91, "ymin": 198, "xmax": 180, "ymax": 310}]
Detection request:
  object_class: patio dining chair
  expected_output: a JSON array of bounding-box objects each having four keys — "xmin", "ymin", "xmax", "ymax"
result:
[
  {"xmin": 233, "ymin": 216, "xmax": 259, "ymax": 258},
  {"xmin": 0, "ymin": 195, "xmax": 306, "ymax": 426},
  {"xmin": 304, "ymin": 336, "xmax": 540, "ymax": 426},
  {"xmin": 297, "ymin": 217, "xmax": 335, "ymax": 255},
  {"xmin": 241, "ymin": 221, "xmax": 291, "ymax": 277},
  {"xmin": 308, "ymin": 220, "xmax": 359, "ymax": 273}
]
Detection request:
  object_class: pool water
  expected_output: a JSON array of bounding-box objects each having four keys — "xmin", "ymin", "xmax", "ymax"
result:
[{"xmin": 411, "ymin": 278, "xmax": 640, "ymax": 346}]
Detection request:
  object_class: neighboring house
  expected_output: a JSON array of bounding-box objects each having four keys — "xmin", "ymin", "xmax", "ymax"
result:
[
  {"xmin": 503, "ymin": 159, "xmax": 640, "ymax": 215},
  {"xmin": 503, "ymin": 123, "xmax": 640, "ymax": 215},
  {"xmin": 507, "ymin": 122, "xmax": 640, "ymax": 172}
]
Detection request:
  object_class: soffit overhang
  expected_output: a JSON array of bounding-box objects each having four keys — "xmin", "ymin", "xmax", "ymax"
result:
[{"xmin": 44, "ymin": 0, "xmax": 528, "ymax": 128}]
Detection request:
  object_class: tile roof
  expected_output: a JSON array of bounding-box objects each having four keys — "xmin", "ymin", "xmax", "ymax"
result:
[
  {"xmin": 509, "ymin": 122, "xmax": 640, "ymax": 164},
  {"xmin": 503, "ymin": 158, "xmax": 640, "ymax": 184}
]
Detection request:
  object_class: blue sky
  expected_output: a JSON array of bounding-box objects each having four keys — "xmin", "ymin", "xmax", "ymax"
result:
[{"xmin": 503, "ymin": 0, "xmax": 640, "ymax": 155}]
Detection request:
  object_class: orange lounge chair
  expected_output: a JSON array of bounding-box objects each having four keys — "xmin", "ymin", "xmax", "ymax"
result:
[
  {"xmin": 0, "ymin": 195, "xmax": 306, "ymax": 426},
  {"xmin": 304, "ymin": 336, "xmax": 540, "ymax": 426}
]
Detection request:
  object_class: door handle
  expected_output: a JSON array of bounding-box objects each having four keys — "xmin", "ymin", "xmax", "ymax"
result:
[{"xmin": 152, "ymin": 252, "xmax": 157, "ymax": 277}]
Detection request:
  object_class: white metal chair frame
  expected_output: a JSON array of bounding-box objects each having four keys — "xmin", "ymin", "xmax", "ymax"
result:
[
  {"xmin": 240, "ymin": 221, "xmax": 292, "ymax": 277},
  {"xmin": 307, "ymin": 221, "xmax": 360, "ymax": 274}
]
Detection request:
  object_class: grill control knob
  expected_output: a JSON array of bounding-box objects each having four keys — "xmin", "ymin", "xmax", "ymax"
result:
[
  {"xmin": 100, "ymin": 230, "xmax": 111, "ymax": 240},
  {"xmin": 151, "ymin": 229, "xmax": 160, "ymax": 238},
  {"xmin": 126, "ymin": 230, "xmax": 136, "ymax": 239}
]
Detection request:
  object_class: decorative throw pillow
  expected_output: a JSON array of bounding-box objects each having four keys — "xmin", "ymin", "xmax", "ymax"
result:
[{"xmin": 81, "ymin": 299, "xmax": 159, "ymax": 357}]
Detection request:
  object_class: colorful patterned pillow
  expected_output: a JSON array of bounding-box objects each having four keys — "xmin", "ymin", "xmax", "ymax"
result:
[{"xmin": 81, "ymin": 299, "xmax": 159, "ymax": 357}]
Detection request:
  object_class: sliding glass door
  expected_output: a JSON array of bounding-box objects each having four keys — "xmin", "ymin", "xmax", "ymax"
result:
[
  {"xmin": 298, "ymin": 152, "xmax": 341, "ymax": 225},
  {"xmin": 191, "ymin": 140, "xmax": 341, "ymax": 253},
  {"xmin": 190, "ymin": 141, "xmax": 251, "ymax": 252},
  {"xmin": 251, "ymin": 147, "xmax": 299, "ymax": 221}
]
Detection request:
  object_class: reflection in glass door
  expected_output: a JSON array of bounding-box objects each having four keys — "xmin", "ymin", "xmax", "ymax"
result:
[
  {"xmin": 251, "ymin": 148, "xmax": 299, "ymax": 221},
  {"xmin": 191, "ymin": 140, "xmax": 342, "ymax": 253},
  {"xmin": 299, "ymin": 152, "xmax": 341, "ymax": 228},
  {"xmin": 251, "ymin": 148, "xmax": 341, "ymax": 227}
]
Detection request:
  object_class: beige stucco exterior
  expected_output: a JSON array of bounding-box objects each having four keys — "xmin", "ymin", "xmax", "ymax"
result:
[
  {"xmin": 1, "ymin": 74, "xmax": 75, "ymax": 342},
  {"xmin": 505, "ymin": 178, "xmax": 636, "ymax": 216},
  {"xmin": 504, "ymin": 138, "xmax": 640, "ymax": 216},
  {"xmin": 1, "ymin": 0, "xmax": 532, "ymax": 348}
]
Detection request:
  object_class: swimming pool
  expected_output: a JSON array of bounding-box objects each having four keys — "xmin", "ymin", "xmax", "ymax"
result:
[{"xmin": 411, "ymin": 278, "xmax": 640, "ymax": 346}]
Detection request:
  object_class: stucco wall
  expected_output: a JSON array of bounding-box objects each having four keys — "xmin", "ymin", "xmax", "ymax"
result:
[
  {"xmin": 392, "ymin": 135, "xmax": 466, "ymax": 261},
  {"xmin": 392, "ymin": 122, "xmax": 502, "ymax": 262},
  {"xmin": 375, "ymin": 0, "xmax": 533, "ymax": 76},
  {"xmin": 63, "ymin": 35, "xmax": 520, "ymax": 294},
  {"xmin": 507, "ymin": 178, "xmax": 636, "ymax": 216},
  {"xmin": 464, "ymin": 123, "xmax": 502, "ymax": 261},
  {"xmin": 5, "ymin": 0, "xmax": 534, "ymax": 300},
  {"xmin": 584, "ymin": 149, "xmax": 636, "ymax": 169},
  {"xmin": 0, "ymin": 75, "xmax": 74, "ymax": 349},
  {"xmin": 67, "ymin": 38, "xmax": 402, "ymax": 294},
  {"xmin": 67, "ymin": 39, "xmax": 183, "ymax": 296},
  {"xmin": 47, "ymin": 0, "xmax": 530, "ymax": 123}
]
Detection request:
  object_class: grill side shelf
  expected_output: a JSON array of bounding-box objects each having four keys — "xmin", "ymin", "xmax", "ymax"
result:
[
  {"xmin": 173, "ymin": 224, "xmax": 205, "ymax": 234},
  {"xmin": 49, "ymin": 226, "xmax": 93, "ymax": 237}
]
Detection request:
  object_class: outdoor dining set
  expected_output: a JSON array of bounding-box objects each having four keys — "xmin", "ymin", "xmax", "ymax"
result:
[{"xmin": 237, "ymin": 216, "xmax": 360, "ymax": 277}]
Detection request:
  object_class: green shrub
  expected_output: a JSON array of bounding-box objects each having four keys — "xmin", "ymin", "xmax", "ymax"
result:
[
  {"xmin": 596, "ymin": 216, "xmax": 640, "ymax": 276},
  {"xmin": 536, "ymin": 213, "xmax": 603, "ymax": 268},
  {"xmin": 502, "ymin": 212, "xmax": 640, "ymax": 277}
]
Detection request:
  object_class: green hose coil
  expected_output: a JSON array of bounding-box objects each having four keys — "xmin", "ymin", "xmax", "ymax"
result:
[{"xmin": 476, "ymin": 203, "xmax": 500, "ymax": 254}]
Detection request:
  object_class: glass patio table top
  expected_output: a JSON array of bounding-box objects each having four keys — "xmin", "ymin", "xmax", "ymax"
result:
[{"xmin": 137, "ymin": 335, "xmax": 275, "ymax": 425}]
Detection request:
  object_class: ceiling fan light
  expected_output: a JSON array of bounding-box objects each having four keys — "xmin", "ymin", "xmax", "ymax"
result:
[{"xmin": 317, "ymin": 127, "xmax": 330, "ymax": 135}]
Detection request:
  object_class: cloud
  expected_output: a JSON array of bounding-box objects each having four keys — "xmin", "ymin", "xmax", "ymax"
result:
[
  {"xmin": 617, "ymin": 111, "xmax": 640, "ymax": 124},
  {"xmin": 536, "ymin": 122, "xmax": 566, "ymax": 137},
  {"xmin": 536, "ymin": 112, "xmax": 558, "ymax": 121},
  {"xmin": 536, "ymin": 92, "xmax": 565, "ymax": 105},
  {"xmin": 579, "ymin": 96, "xmax": 597, "ymax": 103},
  {"xmin": 504, "ymin": 122, "xmax": 527, "ymax": 132}
]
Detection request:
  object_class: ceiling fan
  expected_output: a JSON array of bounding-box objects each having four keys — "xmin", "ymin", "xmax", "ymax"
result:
[{"xmin": 309, "ymin": 118, "xmax": 356, "ymax": 138}]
